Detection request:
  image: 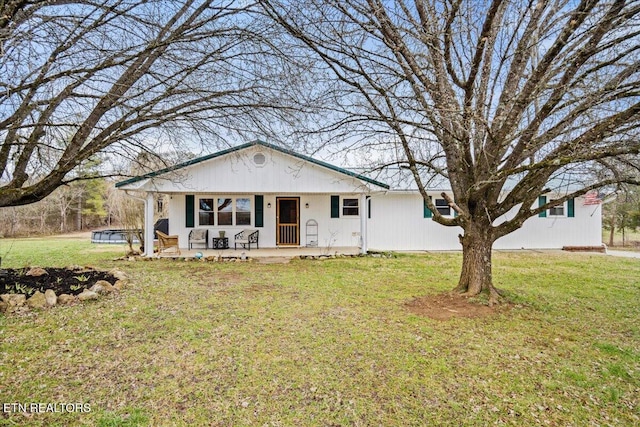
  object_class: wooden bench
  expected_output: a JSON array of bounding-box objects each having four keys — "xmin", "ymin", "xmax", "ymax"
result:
[{"xmin": 234, "ymin": 229, "xmax": 259, "ymax": 250}]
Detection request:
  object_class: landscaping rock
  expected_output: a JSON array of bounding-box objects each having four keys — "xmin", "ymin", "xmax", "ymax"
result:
[
  {"xmin": 109, "ymin": 269, "xmax": 128, "ymax": 281},
  {"xmin": 113, "ymin": 280, "xmax": 126, "ymax": 291},
  {"xmin": 1, "ymin": 266, "xmax": 126, "ymax": 315},
  {"xmin": 13, "ymin": 306, "xmax": 30, "ymax": 315},
  {"xmin": 58, "ymin": 294, "xmax": 76, "ymax": 305},
  {"xmin": 26, "ymin": 291, "xmax": 46, "ymax": 309},
  {"xmin": 77, "ymin": 290, "xmax": 98, "ymax": 301},
  {"xmin": 44, "ymin": 289, "xmax": 57, "ymax": 307},
  {"xmin": 90, "ymin": 280, "xmax": 115, "ymax": 295},
  {"xmin": 26, "ymin": 267, "xmax": 48, "ymax": 277},
  {"xmin": 1, "ymin": 294, "xmax": 26, "ymax": 306}
]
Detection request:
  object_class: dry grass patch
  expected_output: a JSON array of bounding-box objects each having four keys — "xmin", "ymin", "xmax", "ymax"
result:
[{"xmin": 405, "ymin": 292, "xmax": 511, "ymax": 320}]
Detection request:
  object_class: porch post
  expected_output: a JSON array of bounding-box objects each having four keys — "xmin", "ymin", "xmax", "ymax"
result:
[
  {"xmin": 360, "ymin": 193, "xmax": 367, "ymax": 254},
  {"xmin": 144, "ymin": 192, "xmax": 155, "ymax": 257}
]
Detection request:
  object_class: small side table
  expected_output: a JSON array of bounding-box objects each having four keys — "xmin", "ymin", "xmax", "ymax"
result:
[{"xmin": 211, "ymin": 237, "xmax": 229, "ymax": 249}]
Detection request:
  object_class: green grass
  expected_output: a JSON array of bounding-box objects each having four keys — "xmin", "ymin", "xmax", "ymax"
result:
[{"xmin": 1, "ymin": 237, "xmax": 639, "ymax": 426}]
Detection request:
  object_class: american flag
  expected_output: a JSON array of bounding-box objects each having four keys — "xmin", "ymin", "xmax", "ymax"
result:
[{"xmin": 583, "ymin": 191, "xmax": 602, "ymax": 205}]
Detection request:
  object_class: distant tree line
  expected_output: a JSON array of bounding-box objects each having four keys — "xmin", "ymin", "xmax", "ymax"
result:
[
  {"xmin": 1, "ymin": 178, "xmax": 113, "ymax": 237},
  {"xmin": 0, "ymin": 176, "xmax": 168, "ymax": 239},
  {"xmin": 604, "ymin": 185, "xmax": 640, "ymax": 247}
]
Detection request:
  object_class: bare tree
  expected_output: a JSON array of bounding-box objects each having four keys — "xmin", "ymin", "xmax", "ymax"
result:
[
  {"xmin": 0, "ymin": 0, "xmax": 298, "ymax": 207},
  {"xmin": 105, "ymin": 183, "xmax": 145, "ymax": 253},
  {"xmin": 51, "ymin": 184, "xmax": 84, "ymax": 232},
  {"xmin": 605, "ymin": 184, "xmax": 640, "ymax": 246},
  {"xmin": 262, "ymin": 0, "xmax": 640, "ymax": 303}
]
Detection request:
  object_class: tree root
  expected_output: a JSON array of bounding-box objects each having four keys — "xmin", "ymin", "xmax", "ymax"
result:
[
  {"xmin": 452, "ymin": 283, "xmax": 467, "ymax": 294},
  {"xmin": 456, "ymin": 287, "xmax": 504, "ymax": 307},
  {"xmin": 492, "ymin": 286, "xmax": 507, "ymax": 297},
  {"xmin": 488, "ymin": 290, "xmax": 500, "ymax": 307}
]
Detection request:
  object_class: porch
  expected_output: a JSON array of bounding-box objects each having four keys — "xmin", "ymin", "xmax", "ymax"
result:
[
  {"xmin": 156, "ymin": 246, "xmax": 362, "ymax": 260},
  {"xmin": 116, "ymin": 141, "xmax": 390, "ymax": 257}
]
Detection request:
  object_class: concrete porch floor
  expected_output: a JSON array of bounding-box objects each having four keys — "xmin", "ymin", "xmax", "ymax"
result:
[{"xmin": 156, "ymin": 246, "xmax": 362, "ymax": 259}]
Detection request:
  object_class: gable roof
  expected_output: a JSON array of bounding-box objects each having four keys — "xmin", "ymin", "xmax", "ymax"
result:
[{"xmin": 115, "ymin": 139, "xmax": 390, "ymax": 190}]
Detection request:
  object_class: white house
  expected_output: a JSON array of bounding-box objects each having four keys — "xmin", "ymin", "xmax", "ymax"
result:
[{"xmin": 115, "ymin": 140, "xmax": 603, "ymax": 255}]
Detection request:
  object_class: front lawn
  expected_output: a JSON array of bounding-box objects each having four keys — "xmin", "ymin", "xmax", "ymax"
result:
[{"xmin": 1, "ymin": 238, "xmax": 638, "ymax": 426}]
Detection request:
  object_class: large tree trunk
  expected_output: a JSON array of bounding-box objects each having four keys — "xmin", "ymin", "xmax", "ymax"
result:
[
  {"xmin": 454, "ymin": 225, "xmax": 500, "ymax": 305},
  {"xmin": 608, "ymin": 221, "xmax": 615, "ymax": 247}
]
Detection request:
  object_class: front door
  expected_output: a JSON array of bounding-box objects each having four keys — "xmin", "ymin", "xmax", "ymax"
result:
[{"xmin": 276, "ymin": 197, "xmax": 299, "ymax": 246}]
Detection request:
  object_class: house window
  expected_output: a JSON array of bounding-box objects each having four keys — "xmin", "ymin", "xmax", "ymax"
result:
[
  {"xmin": 435, "ymin": 198, "xmax": 451, "ymax": 216},
  {"xmin": 217, "ymin": 198, "xmax": 233, "ymax": 225},
  {"xmin": 549, "ymin": 200, "xmax": 564, "ymax": 216},
  {"xmin": 199, "ymin": 198, "xmax": 215, "ymax": 225},
  {"xmin": 236, "ymin": 198, "xmax": 251, "ymax": 225},
  {"xmin": 343, "ymin": 198, "xmax": 359, "ymax": 216},
  {"xmin": 157, "ymin": 198, "xmax": 164, "ymax": 213}
]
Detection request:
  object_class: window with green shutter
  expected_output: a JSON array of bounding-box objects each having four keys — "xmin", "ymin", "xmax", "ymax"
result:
[
  {"xmin": 423, "ymin": 197, "xmax": 432, "ymax": 218},
  {"xmin": 331, "ymin": 195, "xmax": 339, "ymax": 218},
  {"xmin": 185, "ymin": 195, "xmax": 195, "ymax": 227},
  {"xmin": 538, "ymin": 195, "xmax": 547, "ymax": 217},
  {"xmin": 255, "ymin": 195, "xmax": 264, "ymax": 227},
  {"xmin": 567, "ymin": 198, "xmax": 575, "ymax": 218}
]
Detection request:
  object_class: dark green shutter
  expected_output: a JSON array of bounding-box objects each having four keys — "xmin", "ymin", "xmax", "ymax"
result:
[
  {"xmin": 423, "ymin": 197, "xmax": 432, "ymax": 218},
  {"xmin": 185, "ymin": 195, "xmax": 195, "ymax": 227},
  {"xmin": 538, "ymin": 196, "xmax": 547, "ymax": 218},
  {"xmin": 255, "ymin": 195, "xmax": 264, "ymax": 227},
  {"xmin": 367, "ymin": 196, "xmax": 371, "ymax": 219},
  {"xmin": 331, "ymin": 195, "xmax": 339, "ymax": 218},
  {"xmin": 567, "ymin": 198, "xmax": 575, "ymax": 218}
]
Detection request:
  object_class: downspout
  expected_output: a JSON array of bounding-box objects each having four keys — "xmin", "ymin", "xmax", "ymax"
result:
[
  {"xmin": 360, "ymin": 193, "xmax": 367, "ymax": 254},
  {"xmin": 124, "ymin": 190, "xmax": 155, "ymax": 257}
]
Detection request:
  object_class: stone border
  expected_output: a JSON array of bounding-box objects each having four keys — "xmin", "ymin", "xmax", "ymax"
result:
[
  {"xmin": 113, "ymin": 251, "xmax": 394, "ymax": 263},
  {"xmin": 0, "ymin": 267, "xmax": 130, "ymax": 316}
]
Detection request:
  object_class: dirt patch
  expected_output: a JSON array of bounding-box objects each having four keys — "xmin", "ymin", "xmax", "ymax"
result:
[
  {"xmin": 0, "ymin": 267, "xmax": 117, "ymax": 297},
  {"xmin": 405, "ymin": 292, "xmax": 504, "ymax": 321}
]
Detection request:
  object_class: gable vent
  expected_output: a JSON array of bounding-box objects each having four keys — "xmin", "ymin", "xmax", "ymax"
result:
[{"xmin": 253, "ymin": 152, "xmax": 266, "ymax": 166}]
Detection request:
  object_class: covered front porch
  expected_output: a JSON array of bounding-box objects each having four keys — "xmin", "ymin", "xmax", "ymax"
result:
[{"xmin": 115, "ymin": 140, "xmax": 390, "ymax": 257}]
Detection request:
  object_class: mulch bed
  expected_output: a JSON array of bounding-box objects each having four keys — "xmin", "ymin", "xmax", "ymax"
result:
[
  {"xmin": 0, "ymin": 267, "xmax": 117, "ymax": 297},
  {"xmin": 405, "ymin": 292, "xmax": 506, "ymax": 321}
]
